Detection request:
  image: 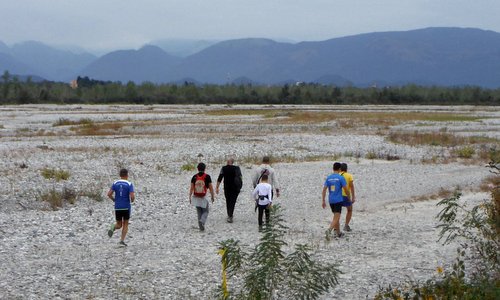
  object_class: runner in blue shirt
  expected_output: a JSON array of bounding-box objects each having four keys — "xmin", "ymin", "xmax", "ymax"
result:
[
  {"xmin": 322, "ymin": 162, "xmax": 349, "ymax": 239},
  {"xmin": 107, "ymin": 168, "xmax": 135, "ymax": 246}
]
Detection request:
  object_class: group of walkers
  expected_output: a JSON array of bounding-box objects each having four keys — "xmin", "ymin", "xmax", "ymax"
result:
[{"xmin": 106, "ymin": 157, "xmax": 355, "ymax": 246}]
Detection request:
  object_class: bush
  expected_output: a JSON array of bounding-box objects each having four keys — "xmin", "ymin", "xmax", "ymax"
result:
[
  {"xmin": 181, "ymin": 163, "xmax": 195, "ymax": 172},
  {"xmin": 38, "ymin": 186, "xmax": 78, "ymax": 210},
  {"xmin": 454, "ymin": 146, "xmax": 475, "ymax": 158},
  {"xmin": 40, "ymin": 167, "xmax": 71, "ymax": 181},
  {"xmin": 216, "ymin": 205, "xmax": 341, "ymax": 299},
  {"xmin": 374, "ymin": 154, "xmax": 500, "ymax": 299}
]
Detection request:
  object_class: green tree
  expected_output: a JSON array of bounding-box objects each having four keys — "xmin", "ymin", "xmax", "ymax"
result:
[{"xmin": 217, "ymin": 205, "xmax": 340, "ymax": 300}]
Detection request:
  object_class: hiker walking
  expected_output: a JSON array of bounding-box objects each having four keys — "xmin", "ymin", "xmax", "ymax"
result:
[
  {"xmin": 340, "ymin": 163, "xmax": 356, "ymax": 231},
  {"xmin": 252, "ymin": 156, "xmax": 280, "ymax": 198},
  {"xmin": 252, "ymin": 174, "xmax": 273, "ymax": 228},
  {"xmin": 189, "ymin": 163, "xmax": 215, "ymax": 231},
  {"xmin": 216, "ymin": 157, "xmax": 243, "ymax": 223},
  {"xmin": 322, "ymin": 162, "xmax": 349, "ymax": 239},
  {"xmin": 107, "ymin": 168, "xmax": 135, "ymax": 246}
]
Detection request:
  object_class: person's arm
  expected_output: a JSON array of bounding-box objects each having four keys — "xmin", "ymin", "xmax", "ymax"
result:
[
  {"xmin": 130, "ymin": 191, "xmax": 135, "ymax": 203},
  {"xmin": 322, "ymin": 186, "xmax": 327, "ymax": 209},
  {"xmin": 268, "ymin": 185, "xmax": 273, "ymax": 205},
  {"xmin": 271, "ymin": 169, "xmax": 280, "ymax": 197},
  {"xmin": 252, "ymin": 185, "xmax": 259, "ymax": 199},
  {"xmin": 107, "ymin": 189, "xmax": 114, "ymax": 201},
  {"xmin": 189, "ymin": 183, "xmax": 194, "ymax": 204},
  {"xmin": 208, "ymin": 183, "xmax": 215, "ymax": 203},
  {"xmin": 216, "ymin": 168, "xmax": 224, "ymax": 194},
  {"xmin": 350, "ymin": 180, "xmax": 355, "ymax": 203}
]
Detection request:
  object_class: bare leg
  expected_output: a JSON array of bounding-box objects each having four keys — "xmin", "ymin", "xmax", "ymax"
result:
[
  {"xmin": 332, "ymin": 212, "xmax": 341, "ymax": 234},
  {"xmin": 120, "ymin": 220, "xmax": 129, "ymax": 241},
  {"xmin": 115, "ymin": 220, "xmax": 123, "ymax": 230},
  {"xmin": 345, "ymin": 206, "xmax": 353, "ymax": 226}
]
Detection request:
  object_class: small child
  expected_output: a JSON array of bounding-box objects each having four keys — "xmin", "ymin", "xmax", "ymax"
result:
[{"xmin": 252, "ymin": 174, "xmax": 273, "ymax": 228}]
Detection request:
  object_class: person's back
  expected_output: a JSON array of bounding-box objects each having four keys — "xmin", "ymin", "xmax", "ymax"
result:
[
  {"xmin": 216, "ymin": 159, "xmax": 243, "ymax": 223},
  {"xmin": 252, "ymin": 156, "xmax": 280, "ymax": 197},
  {"xmin": 112, "ymin": 179, "xmax": 133, "ymax": 210},
  {"xmin": 220, "ymin": 164, "xmax": 242, "ymax": 192},
  {"xmin": 325, "ymin": 173, "xmax": 345, "ymax": 204}
]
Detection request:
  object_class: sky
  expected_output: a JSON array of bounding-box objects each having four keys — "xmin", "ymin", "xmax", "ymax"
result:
[{"xmin": 1, "ymin": 0, "xmax": 499, "ymax": 52}]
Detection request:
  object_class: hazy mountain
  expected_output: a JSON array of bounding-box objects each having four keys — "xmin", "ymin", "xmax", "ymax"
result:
[
  {"xmin": 0, "ymin": 52, "xmax": 37, "ymax": 76},
  {"xmin": 80, "ymin": 45, "xmax": 181, "ymax": 83},
  {"xmin": 3, "ymin": 27, "xmax": 500, "ymax": 87},
  {"xmin": 150, "ymin": 38, "xmax": 219, "ymax": 57},
  {"xmin": 8, "ymin": 41, "xmax": 96, "ymax": 81},
  {"xmin": 176, "ymin": 27, "xmax": 500, "ymax": 87}
]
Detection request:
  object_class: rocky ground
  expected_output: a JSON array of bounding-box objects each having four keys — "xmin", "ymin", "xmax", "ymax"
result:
[{"xmin": 0, "ymin": 104, "xmax": 498, "ymax": 299}]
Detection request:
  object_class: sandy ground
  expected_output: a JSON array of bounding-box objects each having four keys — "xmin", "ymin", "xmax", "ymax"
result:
[{"xmin": 0, "ymin": 104, "xmax": 498, "ymax": 299}]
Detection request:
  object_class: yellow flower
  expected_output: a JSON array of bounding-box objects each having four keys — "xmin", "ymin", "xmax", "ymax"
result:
[{"xmin": 437, "ymin": 266, "xmax": 444, "ymax": 274}]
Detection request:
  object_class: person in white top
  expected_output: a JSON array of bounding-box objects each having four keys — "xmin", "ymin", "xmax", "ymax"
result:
[
  {"xmin": 252, "ymin": 156, "xmax": 280, "ymax": 198},
  {"xmin": 252, "ymin": 174, "xmax": 273, "ymax": 228}
]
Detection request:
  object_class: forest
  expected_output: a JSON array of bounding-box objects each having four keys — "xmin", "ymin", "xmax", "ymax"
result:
[{"xmin": 1, "ymin": 72, "xmax": 499, "ymax": 105}]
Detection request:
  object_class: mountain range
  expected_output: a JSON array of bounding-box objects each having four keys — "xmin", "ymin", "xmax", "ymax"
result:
[{"xmin": 1, "ymin": 27, "xmax": 500, "ymax": 88}]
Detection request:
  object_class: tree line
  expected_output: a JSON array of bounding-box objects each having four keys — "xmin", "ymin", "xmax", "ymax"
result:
[{"xmin": 1, "ymin": 72, "xmax": 499, "ymax": 105}]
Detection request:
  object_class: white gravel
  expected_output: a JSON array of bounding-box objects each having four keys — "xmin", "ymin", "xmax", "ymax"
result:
[{"xmin": 0, "ymin": 105, "xmax": 497, "ymax": 299}]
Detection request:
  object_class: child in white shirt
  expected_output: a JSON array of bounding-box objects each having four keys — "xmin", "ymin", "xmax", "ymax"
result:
[{"xmin": 252, "ymin": 174, "xmax": 273, "ymax": 227}]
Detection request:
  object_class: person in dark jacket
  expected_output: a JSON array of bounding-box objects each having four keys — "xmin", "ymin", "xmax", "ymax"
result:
[{"xmin": 216, "ymin": 157, "xmax": 243, "ymax": 223}]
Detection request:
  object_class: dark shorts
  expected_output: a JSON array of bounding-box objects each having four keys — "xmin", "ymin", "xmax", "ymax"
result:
[
  {"xmin": 115, "ymin": 209, "xmax": 130, "ymax": 221},
  {"xmin": 342, "ymin": 196, "xmax": 352, "ymax": 207},
  {"xmin": 329, "ymin": 203, "xmax": 343, "ymax": 214}
]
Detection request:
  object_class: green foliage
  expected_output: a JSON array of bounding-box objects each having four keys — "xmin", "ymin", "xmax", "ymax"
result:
[
  {"xmin": 374, "ymin": 156, "xmax": 500, "ymax": 299},
  {"xmin": 217, "ymin": 205, "xmax": 341, "ymax": 300},
  {"xmin": 40, "ymin": 167, "xmax": 71, "ymax": 181},
  {"xmin": 38, "ymin": 186, "xmax": 78, "ymax": 210},
  {"xmin": 181, "ymin": 163, "xmax": 195, "ymax": 172},
  {"xmin": 1, "ymin": 76, "xmax": 500, "ymax": 105},
  {"xmin": 454, "ymin": 146, "xmax": 476, "ymax": 158}
]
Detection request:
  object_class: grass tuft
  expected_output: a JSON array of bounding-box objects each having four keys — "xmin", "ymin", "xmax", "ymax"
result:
[{"xmin": 40, "ymin": 168, "xmax": 71, "ymax": 181}]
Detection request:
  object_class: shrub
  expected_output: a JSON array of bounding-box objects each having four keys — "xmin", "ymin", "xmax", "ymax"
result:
[
  {"xmin": 38, "ymin": 186, "xmax": 78, "ymax": 210},
  {"xmin": 454, "ymin": 146, "xmax": 475, "ymax": 158},
  {"xmin": 181, "ymin": 163, "xmax": 195, "ymax": 172},
  {"xmin": 374, "ymin": 154, "xmax": 500, "ymax": 299},
  {"xmin": 53, "ymin": 117, "xmax": 93, "ymax": 126},
  {"xmin": 40, "ymin": 167, "xmax": 71, "ymax": 181},
  {"xmin": 216, "ymin": 205, "xmax": 341, "ymax": 299}
]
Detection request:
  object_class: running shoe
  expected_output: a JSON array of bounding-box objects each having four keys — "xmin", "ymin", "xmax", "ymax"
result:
[
  {"xmin": 107, "ymin": 224, "xmax": 115, "ymax": 238},
  {"xmin": 119, "ymin": 240, "xmax": 127, "ymax": 247},
  {"xmin": 335, "ymin": 232, "xmax": 345, "ymax": 238},
  {"xmin": 199, "ymin": 221, "xmax": 205, "ymax": 231},
  {"xmin": 227, "ymin": 217, "xmax": 233, "ymax": 223},
  {"xmin": 344, "ymin": 225, "xmax": 351, "ymax": 232}
]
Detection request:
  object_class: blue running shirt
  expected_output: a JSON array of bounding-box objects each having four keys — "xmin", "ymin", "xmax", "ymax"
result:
[
  {"xmin": 324, "ymin": 173, "xmax": 346, "ymax": 204},
  {"xmin": 111, "ymin": 180, "xmax": 134, "ymax": 210}
]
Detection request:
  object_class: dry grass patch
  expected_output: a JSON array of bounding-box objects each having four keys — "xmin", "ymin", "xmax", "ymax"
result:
[
  {"xmin": 410, "ymin": 187, "xmax": 455, "ymax": 202},
  {"xmin": 41, "ymin": 168, "xmax": 71, "ymax": 181},
  {"xmin": 69, "ymin": 122, "xmax": 125, "ymax": 136},
  {"xmin": 388, "ymin": 131, "xmax": 498, "ymax": 147},
  {"xmin": 53, "ymin": 117, "xmax": 93, "ymax": 127}
]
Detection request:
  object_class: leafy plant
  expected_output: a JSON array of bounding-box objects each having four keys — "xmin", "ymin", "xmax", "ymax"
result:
[
  {"xmin": 454, "ymin": 146, "xmax": 475, "ymax": 158},
  {"xmin": 217, "ymin": 205, "xmax": 341, "ymax": 300},
  {"xmin": 374, "ymin": 154, "xmax": 500, "ymax": 299},
  {"xmin": 38, "ymin": 186, "xmax": 78, "ymax": 210},
  {"xmin": 40, "ymin": 167, "xmax": 71, "ymax": 181},
  {"xmin": 181, "ymin": 163, "xmax": 195, "ymax": 172}
]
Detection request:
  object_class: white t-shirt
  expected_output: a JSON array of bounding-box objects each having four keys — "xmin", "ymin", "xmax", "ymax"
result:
[{"xmin": 252, "ymin": 182, "xmax": 273, "ymax": 206}]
